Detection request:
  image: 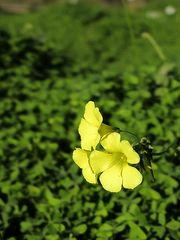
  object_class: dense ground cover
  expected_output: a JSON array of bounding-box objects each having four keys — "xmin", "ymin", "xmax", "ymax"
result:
[{"xmin": 0, "ymin": 0, "xmax": 180, "ymax": 239}]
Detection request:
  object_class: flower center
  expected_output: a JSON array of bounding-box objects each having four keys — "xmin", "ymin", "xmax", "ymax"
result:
[{"xmin": 113, "ymin": 152, "xmax": 127, "ymax": 166}]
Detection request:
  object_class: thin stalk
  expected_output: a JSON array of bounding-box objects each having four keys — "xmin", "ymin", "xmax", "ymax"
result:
[
  {"xmin": 122, "ymin": 0, "xmax": 135, "ymax": 44},
  {"xmin": 142, "ymin": 32, "xmax": 166, "ymax": 61}
]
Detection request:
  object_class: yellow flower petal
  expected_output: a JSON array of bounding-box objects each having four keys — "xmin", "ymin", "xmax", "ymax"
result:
[
  {"xmin": 90, "ymin": 150, "xmax": 114, "ymax": 174},
  {"xmin": 119, "ymin": 140, "xmax": 140, "ymax": 164},
  {"xmin": 99, "ymin": 164, "xmax": 123, "ymax": 192},
  {"xmin": 122, "ymin": 164, "xmax": 143, "ymax": 189},
  {"xmin": 82, "ymin": 167, "xmax": 97, "ymax": 184},
  {"xmin": 84, "ymin": 101, "xmax": 103, "ymax": 127},
  {"xmin": 99, "ymin": 123, "xmax": 114, "ymax": 138},
  {"xmin": 101, "ymin": 132, "xmax": 121, "ymax": 153},
  {"xmin": 79, "ymin": 118, "xmax": 100, "ymax": 150},
  {"xmin": 72, "ymin": 148, "xmax": 89, "ymax": 169}
]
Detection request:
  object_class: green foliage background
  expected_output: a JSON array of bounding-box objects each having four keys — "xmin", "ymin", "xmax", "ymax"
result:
[{"xmin": 0, "ymin": 0, "xmax": 180, "ymax": 239}]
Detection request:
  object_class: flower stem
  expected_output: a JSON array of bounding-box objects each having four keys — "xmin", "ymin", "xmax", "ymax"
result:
[
  {"xmin": 141, "ymin": 32, "xmax": 166, "ymax": 61},
  {"xmin": 122, "ymin": 0, "xmax": 135, "ymax": 45}
]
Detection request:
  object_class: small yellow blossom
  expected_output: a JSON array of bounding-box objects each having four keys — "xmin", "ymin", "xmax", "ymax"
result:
[
  {"xmin": 78, "ymin": 101, "xmax": 113, "ymax": 150},
  {"xmin": 90, "ymin": 132, "xmax": 142, "ymax": 192},
  {"xmin": 78, "ymin": 101, "xmax": 102, "ymax": 151}
]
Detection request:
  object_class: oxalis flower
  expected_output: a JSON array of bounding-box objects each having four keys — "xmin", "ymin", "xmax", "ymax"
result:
[
  {"xmin": 73, "ymin": 101, "xmax": 143, "ymax": 192},
  {"xmin": 90, "ymin": 132, "xmax": 143, "ymax": 192},
  {"xmin": 78, "ymin": 101, "xmax": 113, "ymax": 151}
]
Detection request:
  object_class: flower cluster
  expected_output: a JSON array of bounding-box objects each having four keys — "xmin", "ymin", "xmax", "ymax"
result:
[{"xmin": 73, "ymin": 101, "xmax": 142, "ymax": 192}]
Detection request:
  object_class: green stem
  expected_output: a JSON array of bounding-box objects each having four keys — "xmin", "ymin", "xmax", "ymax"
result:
[
  {"xmin": 142, "ymin": 32, "xmax": 166, "ymax": 61},
  {"xmin": 122, "ymin": 0, "xmax": 135, "ymax": 44}
]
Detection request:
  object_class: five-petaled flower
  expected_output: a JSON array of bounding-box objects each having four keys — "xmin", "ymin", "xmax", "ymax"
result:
[
  {"xmin": 90, "ymin": 132, "xmax": 142, "ymax": 192},
  {"xmin": 73, "ymin": 101, "xmax": 143, "ymax": 193}
]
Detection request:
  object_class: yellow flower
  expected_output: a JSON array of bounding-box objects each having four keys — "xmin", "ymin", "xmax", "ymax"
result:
[
  {"xmin": 73, "ymin": 101, "xmax": 142, "ymax": 192},
  {"xmin": 72, "ymin": 148, "xmax": 97, "ymax": 184},
  {"xmin": 90, "ymin": 132, "xmax": 142, "ymax": 192},
  {"xmin": 78, "ymin": 101, "xmax": 113, "ymax": 150},
  {"xmin": 78, "ymin": 101, "xmax": 102, "ymax": 151}
]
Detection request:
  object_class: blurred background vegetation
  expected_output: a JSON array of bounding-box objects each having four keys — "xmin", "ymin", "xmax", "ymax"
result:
[{"xmin": 0, "ymin": 0, "xmax": 180, "ymax": 239}]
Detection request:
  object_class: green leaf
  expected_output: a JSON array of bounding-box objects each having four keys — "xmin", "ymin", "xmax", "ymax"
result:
[
  {"xmin": 158, "ymin": 213, "xmax": 166, "ymax": 225},
  {"xmin": 21, "ymin": 221, "xmax": 32, "ymax": 232},
  {"xmin": 166, "ymin": 220, "xmax": 180, "ymax": 231},
  {"xmin": 153, "ymin": 226, "xmax": 165, "ymax": 238},
  {"xmin": 73, "ymin": 224, "xmax": 87, "ymax": 234},
  {"xmin": 97, "ymin": 223, "xmax": 113, "ymax": 238},
  {"xmin": 28, "ymin": 185, "xmax": 41, "ymax": 196},
  {"xmin": 129, "ymin": 222, "xmax": 146, "ymax": 240},
  {"xmin": 45, "ymin": 234, "xmax": 59, "ymax": 240},
  {"xmin": 44, "ymin": 189, "xmax": 61, "ymax": 206},
  {"xmin": 59, "ymin": 224, "xmax": 65, "ymax": 233},
  {"xmin": 140, "ymin": 188, "xmax": 161, "ymax": 200}
]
